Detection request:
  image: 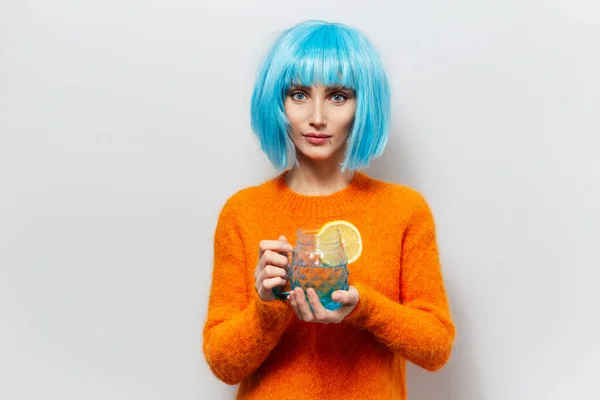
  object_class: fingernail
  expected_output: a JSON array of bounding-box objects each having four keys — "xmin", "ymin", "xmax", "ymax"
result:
[{"xmin": 285, "ymin": 244, "xmax": 293, "ymax": 251}]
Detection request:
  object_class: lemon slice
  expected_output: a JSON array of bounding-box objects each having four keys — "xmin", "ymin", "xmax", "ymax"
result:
[{"xmin": 317, "ymin": 220, "xmax": 363, "ymax": 265}]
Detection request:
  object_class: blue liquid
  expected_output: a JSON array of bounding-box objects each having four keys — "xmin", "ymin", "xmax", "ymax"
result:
[{"xmin": 290, "ymin": 264, "xmax": 349, "ymax": 311}]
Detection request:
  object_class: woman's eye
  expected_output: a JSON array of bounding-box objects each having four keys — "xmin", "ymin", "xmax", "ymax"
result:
[
  {"xmin": 291, "ymin": 92, "xmax": 306, "ymax": 101},
  {"xmin": 331, "ymin": 93, "xmax": 347, "ymax": 103}
]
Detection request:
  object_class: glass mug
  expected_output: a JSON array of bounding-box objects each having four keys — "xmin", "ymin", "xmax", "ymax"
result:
[{"xmin": 272, "ymin": 228, "xmax": 349, "ymax": 311}]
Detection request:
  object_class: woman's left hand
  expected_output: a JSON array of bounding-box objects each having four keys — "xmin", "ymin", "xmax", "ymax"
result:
[{"xmin": 289, "ymin": 285, "xmax": 359, "ymax": 324}]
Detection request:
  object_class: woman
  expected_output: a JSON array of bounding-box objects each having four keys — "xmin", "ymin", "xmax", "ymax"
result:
[{"xmin": 203, "ymin": 20, "xmax": 455, "ymax": 399}]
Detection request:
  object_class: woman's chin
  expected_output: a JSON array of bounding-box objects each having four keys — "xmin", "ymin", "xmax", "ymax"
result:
[
  {"xmin": 296, "ymin": 143, "xmax": 345, "ymax": 161},
  {"xmin": 297, "ymin": 150, "xmax": 338, "ymax": 163}
]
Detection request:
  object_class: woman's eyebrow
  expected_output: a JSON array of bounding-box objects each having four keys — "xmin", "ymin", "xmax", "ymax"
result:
[
  {"xmin": 327, "ymin": 85, "xmax": 353, "ymax": 91},
  {"xmin": 288, "ymin": 85, "xmax": 354, "ymax": 92},
  {"xmin": 288, "ymin": 85, "xmax": 311, "ymax": 91}
]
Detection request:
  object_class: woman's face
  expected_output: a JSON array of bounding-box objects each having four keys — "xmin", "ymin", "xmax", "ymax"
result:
[{"xmin": 284, "ymin": 84, "xmax": 356, "ymax": 164}]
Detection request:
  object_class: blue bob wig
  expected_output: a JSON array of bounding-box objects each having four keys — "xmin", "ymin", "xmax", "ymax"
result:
[{"xmin": 250, "ymin": 20, "xmax": 391, "ymax": 171}]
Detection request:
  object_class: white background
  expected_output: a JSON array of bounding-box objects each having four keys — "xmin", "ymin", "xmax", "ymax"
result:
[{"xmin": 1, "ymin": 1, "xmax": 599, "ymax": 399}]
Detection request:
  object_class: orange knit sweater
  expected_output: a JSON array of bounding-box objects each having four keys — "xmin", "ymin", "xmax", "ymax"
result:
[{"xmin": 203, "ymin": 171, "xmax": 455, "ymax": 399}]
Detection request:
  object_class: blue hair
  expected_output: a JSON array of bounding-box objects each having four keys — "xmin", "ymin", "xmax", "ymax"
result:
[{"xmin": 250, "ymin": 20, "xmax": 391, "ymax": 171}]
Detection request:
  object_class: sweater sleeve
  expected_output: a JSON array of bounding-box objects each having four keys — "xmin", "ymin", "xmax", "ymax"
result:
[
  {"xmin": 346, "ymin": 193, "xmax": 456, "ymax": 371},
  {"xmin": 202, "ymin": 198, "xmax": 293, "ymax": 385}
]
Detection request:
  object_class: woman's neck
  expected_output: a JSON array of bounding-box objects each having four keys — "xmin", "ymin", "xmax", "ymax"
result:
[{"xmin": 285, "ymin": 160, "xmax": 355, "ymax": 196}]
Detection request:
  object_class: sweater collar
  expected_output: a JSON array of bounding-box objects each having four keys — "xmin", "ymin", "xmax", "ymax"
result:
[{"xmin": 264, "ymin": 170, "xmax": 378, "ymax": 218}]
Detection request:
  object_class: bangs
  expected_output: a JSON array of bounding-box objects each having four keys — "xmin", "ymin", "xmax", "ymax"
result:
[{"xmin": 282, "ymin": 29, "xmax": 356, "ymax": 91}]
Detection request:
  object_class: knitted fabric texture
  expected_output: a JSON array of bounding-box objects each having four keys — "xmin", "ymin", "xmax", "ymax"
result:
[{"xmin": 203, "ymin": 171, "xmax": 456, "ymax": 399}]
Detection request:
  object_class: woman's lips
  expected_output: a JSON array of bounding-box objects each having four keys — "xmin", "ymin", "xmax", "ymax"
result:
[{"xmin": 303, "ymin": 133, "xmax": 331, "ymax": 145}]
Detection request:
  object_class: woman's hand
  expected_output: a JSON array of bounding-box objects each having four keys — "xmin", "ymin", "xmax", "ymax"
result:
[
  {"xmin": 254, "ymin": 236, "xmax": 293, "ymax": 302},
  {"xmin": 289, "ymin": 286, "xmax": 359, "ymax": 323}
]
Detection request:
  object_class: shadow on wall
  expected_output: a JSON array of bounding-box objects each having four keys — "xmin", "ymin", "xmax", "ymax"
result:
[
  {"xmin": 406, "ymin": 278, "xmax": 482, "ymax": 400},
  {"xmin": 367, "ymin": 124, "xmax": 417, "ymax": 188},
  {"xmin": 368, "ymin": 128, "xmax": 484, "ymax": 399}
]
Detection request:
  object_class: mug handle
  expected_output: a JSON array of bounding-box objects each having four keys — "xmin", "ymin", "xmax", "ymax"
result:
[
  {"xmin": 272, "ymin": 251, "xmax": 293, "ymax": 300},
  {"xmin": 272, "ymin": 285, "xmax": 290, "ymax": 300}
]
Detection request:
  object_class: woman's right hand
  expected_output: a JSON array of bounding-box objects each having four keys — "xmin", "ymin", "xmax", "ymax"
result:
[{"xmin": 254, "ymin": 235, "xmax": 293, "ymax": 302}]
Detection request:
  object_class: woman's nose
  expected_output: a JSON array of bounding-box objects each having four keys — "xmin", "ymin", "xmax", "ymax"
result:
[{"xmin": 309, "ymin": 99, "xmax": 327, "ymax": 128}]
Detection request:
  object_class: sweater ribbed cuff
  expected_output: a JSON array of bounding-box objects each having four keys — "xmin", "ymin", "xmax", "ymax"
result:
[{"xmin": 344, "ymin": 281, "xmax": 372, "ymax": 325}]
